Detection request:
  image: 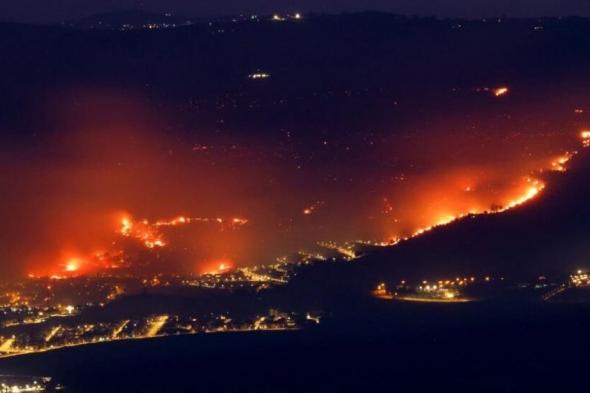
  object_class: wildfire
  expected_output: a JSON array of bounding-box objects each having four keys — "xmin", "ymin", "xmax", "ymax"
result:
[
  {"xmin": 383, "ymin": 131, "xmax": 590, "ymax": 246},
  {"xmin": 117, "ymin": 213, "xmax": 249, "ymax": 251},
  {"xmin": 503, "ymin": 180, "xmax": 544, "ymax": 210},
  {"xmin": 153, "ymin": 215, "xmax": 248, "ymax": 228},
  {"xmin": 202, "ymin": 260, "xmax": 234, "ymax": 275},
  {"xmin": 232, "ymin": 218, "xmax": 248, "ymax": 225},
  {"xmin": 120, "ymin": 218, "xmax": 133, "ymax": 236},
  {"xmin": 65, "ymin": 259, "xmax": 80, "ymax": 272},
  {"xmin": 154, "ymin": 216, "xmax": 189, "ymax": 226},
  {"xmin": 119, "ymin": 216, "xmax": 166, "ymax": 249},
  {"xmin": 393, "ymin": 176, "xmax": 546, "ymax": 243},
  {"xmin": 436, "ymin": 214, "xmax": 457, "ymax": 226},
  {"xmin": 550, "ymin": 152, "xmax": 575, "ymax": 172},
  {"xmin": 21, "ymin": 125, "xmax": 588, "ymax": 281},
  {"xmin": 29, "ymin": 254, "xmax": 91, "ymax": 279}
]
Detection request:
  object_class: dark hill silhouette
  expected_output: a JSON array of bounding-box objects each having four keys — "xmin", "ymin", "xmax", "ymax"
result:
[
  {"xmin": 284, "ymin": 149, "xmax": 590, "ymax": 298},
  {"xmin": 359, "ymin": 149, "xmax": 590, "ymax": 281},
  {"xmin": 2, "ymin": 13, "xmax": 590, "ymax": 135},
  {"xmin": 64, "ymin": 10, "xmax": 192, "ymax": 29}
]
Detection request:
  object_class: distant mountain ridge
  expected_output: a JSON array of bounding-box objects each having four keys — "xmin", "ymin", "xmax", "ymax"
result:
[{"xmin": 63, "ymin": 10, "xmax": 194, "ymax": 30}]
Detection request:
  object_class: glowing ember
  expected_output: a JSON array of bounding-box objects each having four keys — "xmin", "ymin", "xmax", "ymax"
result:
[
  {"xmin": 302, "ymin": 201, "xmax": 325, "ymax": 216},
  {"xmin": 581, "ymin": 131, "xmax": 590, "ymax": 147},
  {"xmin": 232, "ymin": 218, "xmax": 248, "ymax": 225},
  {"xmin": 493, "ymin": 87, "xmax": 509, "ymax": 97},
  {"xmin": 550, "ymin": 152, "xmax": 575, "ymax": 172},
  {"xmin": 65, "ymin": 259, "xmax": 80, "ymax": 272},
  {"xmin": 120, "ymin": 217, "xmax": 133, "ymax": 236}
]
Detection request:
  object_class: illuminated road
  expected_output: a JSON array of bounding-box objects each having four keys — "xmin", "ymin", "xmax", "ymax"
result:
[
  {"xmin": 145, "ymin": 316, "xmax": 168, "ymax": 337},
  {"xmin": 0, "ymin": 326, "xmax": 299, "ymax": 360},
  {"xmin": 393, "ymin": 295, "xmax": 471, "ymax": 303},
  {"xmin": 0, "ymin": 338, "xmax": 15, "ymax": 353},
  {"xmin": 112, "ymin": 320, "xmax": 130, "ymax": 338},
  {"xmin": 543, "ymin": 285, "xmax": 566, "ymax": 301},
  {"xmin": 317, "ymin": 241, "xmax": 357, "ymax": 260},
  {"xmin": 240, "ymin": 269, "xmax": 287, "ymax": 284},
  {"xmin": 375, "ymin": 293, "xmax": 471, "ymax": 303},
  {"xmin": 44, "ymin": 326, "xmax": 61, "ymax": 343}
]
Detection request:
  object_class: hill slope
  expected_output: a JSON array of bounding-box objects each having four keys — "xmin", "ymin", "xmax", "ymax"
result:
[{"xmin": 284, "ymin": 149, "xmax": 590, "ymax": 298}]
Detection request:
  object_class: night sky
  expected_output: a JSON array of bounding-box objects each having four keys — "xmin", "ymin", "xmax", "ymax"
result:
[{"xmin": 1, "ymin": 0, "xmax": 590, "ymax": 24}]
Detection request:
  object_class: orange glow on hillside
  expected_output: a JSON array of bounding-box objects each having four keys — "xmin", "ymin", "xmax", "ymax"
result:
[
  {"xmin": 7, "ymin": 88, "xmax": 588, "ymax": 280},
  {"xmin": 383, "ymin": 171, "xmax": 549, "ymax": 242},
  {"xmin": 120, "ymin": 217, "xmax": 133, "ymax": 236},
  {"xmin": 118, "ymin": 215, "xmax": 166, "ymax": 249},
  {"xmin": 28, "ymin": 252, "xmax": 93, "ymax": 279},
  {"xmin": 201, "ymin": 259, "xmax": 235, "ymax": 275},
  {"xmin": 502, "ymin": 180, "xmax": 544, "ymax": 210},
  {"xmin": 550, "ymin": 152, "xmax": 575, "ymax": 172},
  {"xmin": 117, "ymin": 214, "xmax": 249, "ymax": 252},
  {"xmin": 65, "ymin": 259, "xmax": 80, "ymax": 272}
]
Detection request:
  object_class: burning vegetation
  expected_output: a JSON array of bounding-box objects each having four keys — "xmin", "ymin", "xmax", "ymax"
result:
[{"xmin": 1, "ymin": 88, "xmax": 588, "ymax": 280}]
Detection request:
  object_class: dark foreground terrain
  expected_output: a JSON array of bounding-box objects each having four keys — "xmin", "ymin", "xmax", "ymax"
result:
[{"xmin": 1, "ymin": 299, "xmax": 588, "ymax": 392}]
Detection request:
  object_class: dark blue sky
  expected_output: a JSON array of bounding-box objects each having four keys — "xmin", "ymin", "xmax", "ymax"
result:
[{"xmin": 1, "ymin": 0, "xmax": 589, "ymax": 24}]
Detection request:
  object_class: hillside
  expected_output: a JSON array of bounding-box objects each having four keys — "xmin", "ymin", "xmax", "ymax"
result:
[{"xmin": 292, "ymin": 149, "xmax": 590, "ymax": 294}]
